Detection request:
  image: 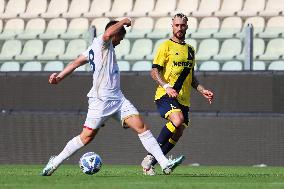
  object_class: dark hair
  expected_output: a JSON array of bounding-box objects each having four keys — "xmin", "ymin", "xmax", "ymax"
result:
[
  {"xmin": 105, "ymin": 20, "xmax": 126, "ymax": 35},
  {"xmin": 172, "ymin": 13, "xmax": 188, "ymax": 22}
]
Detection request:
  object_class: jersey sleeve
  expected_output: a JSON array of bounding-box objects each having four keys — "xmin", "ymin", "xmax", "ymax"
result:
[
  {"xmin": 152, "ymin": 42, "xmax": 168, "ymax": 68},
  {"xmin": 81, "ymin": 35, "xmax": 111, "ymax": 58}
]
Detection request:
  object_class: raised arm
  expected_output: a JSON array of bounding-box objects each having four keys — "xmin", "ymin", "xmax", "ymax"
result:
[
  {"xmin": 49, "ymin": 55, "xmax": 88, "ymax": 84},
  {"xmin": 102, "ymin": 18, "xmax": 131, "ymax": 42}
]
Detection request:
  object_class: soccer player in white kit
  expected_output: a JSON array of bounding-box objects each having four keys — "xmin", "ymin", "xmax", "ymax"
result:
[{"xmin": 41, "ymin": 18, "xmax": 184, "ymax": 176}]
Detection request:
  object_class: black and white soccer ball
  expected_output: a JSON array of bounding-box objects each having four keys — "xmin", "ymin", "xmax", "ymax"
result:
[{"xmin": 79, "ymin": 152, "xmax": 102, "ymax": 175}]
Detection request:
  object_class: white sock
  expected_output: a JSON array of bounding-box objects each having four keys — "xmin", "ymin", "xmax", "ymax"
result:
[
  {"xmin": 52, "ymin": 135, "xmax": 84, "ymax": 167},
  {"xmin": 138, "ymin": 130, "xmax": 168, "ymax": 169}
]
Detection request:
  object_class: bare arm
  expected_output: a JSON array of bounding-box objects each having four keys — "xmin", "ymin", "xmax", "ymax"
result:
[
  {"xmin": 49, "ymin": 55, "xmax": 88, "ymax": 84},
  {"xmin": 191, "ymin": 71, "xmax": 214, "ymax": 104},
  {"xmin": 102, "ymin": 18, "xmax": 131, "ymax": 42},
  {"xmin": 151, "ymin": 67, "xmax": 178, "ymax": 98}
]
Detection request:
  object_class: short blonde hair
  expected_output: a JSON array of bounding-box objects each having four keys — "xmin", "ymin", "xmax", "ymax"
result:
[{"xmin": 172, "ymin": 13, "xmax": 188, "ymax": 22}]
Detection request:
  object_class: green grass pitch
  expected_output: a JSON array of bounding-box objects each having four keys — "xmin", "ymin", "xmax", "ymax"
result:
[{"xmin": 0, "ymin": 165, "xmax": 284, "ymax": 189}]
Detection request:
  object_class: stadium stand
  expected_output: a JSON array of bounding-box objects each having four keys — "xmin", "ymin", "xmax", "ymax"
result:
[
  {"xmin": 127, "ymin": 0, "xmax": 155, "ymax": 17},
  {"xmin": 22, "ymin": 61, "xmax": 42, "ymax": 71},
  {"xmin": 0, "ymin": 40, "xmax": 22, "ymax": 60},
  {"xmin": 0, "ymin": 0, "xmax": 283, "ymax": 71},
  {"xmin": 132, "ymin": 60, "xmax": 152, "ymax": 71},
  {"xmin": 0, "ymin": 61, "xmax": 20, "ymax": 71},
  {"xmin": 253, "ymin": 60, "xmax": 266, "ymax": 70},
  {"xmin": 0, "ymin": 0, "xmax": 26, "ymax": 19},
  {"xmin": 43, "ymin": 60, "xmax": 64, "ymax": 71},
  {"xmin": 41, "ymin": 0, "xmax": 68, "ymax": 18},
  {"xmin": 268, "ymin": 61, "xmax": 284, "ymax": 70},
  {"xmin": 39, "ymin": 18, "xmax": 67, "ymax": 39},
  {"xmin": 170, "ymin": 0, "xmax": 199, "ymax": 16},
  {"xmin": 199, "ymin": 60, "xmax": 220, "ymax": 71},
  {"xmin": 259, "ymin": 0, "xmax": 284, "ymax": 17},
  {"xmin": 37, "ymin": 39, "xmax": 65, "ymax": 61},
  {"xmin": 117, "ymin": 60, "xmax": 131, "ymax": 71},
  {"xmin": 83, "ymin": 0, "xmax": 111, "ymax": 18},
  {"xmin": 17, "ymin": 18, "xmax": 46, "ymax": 39},
  {"xmin": 222, "ymin": 60, "xmax": 243, "ymax": 71},
  {"xmin": 20, "ymin": 0, "xmax": 47, "ymax": 19},
  {"xmin": 148, "ymin": 0, "xmax": 176, "ymax": 17},
  {"xmin": 15, "ymin": 39, "xmax": 43, "ymax": 61},
  {"xmin": 0, "ymin": 19, "xmax": 25, "ymax": 39},
  {"xmin": 62, "ymin": 0, "xmax": 90, "ymax": 18}
]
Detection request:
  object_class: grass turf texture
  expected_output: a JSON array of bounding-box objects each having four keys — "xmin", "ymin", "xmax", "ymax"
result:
[{"xmin": 0, "ymin": 165, "xmax": 284, "ymax": 189}]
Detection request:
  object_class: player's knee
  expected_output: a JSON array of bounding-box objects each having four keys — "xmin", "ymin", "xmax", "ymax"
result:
[{"xmin": 171, "ymin": 117, "xmax": 184, "ymax": 127}]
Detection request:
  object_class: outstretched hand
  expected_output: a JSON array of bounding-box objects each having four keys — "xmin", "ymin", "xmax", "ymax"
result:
[
  {"xmin": 201, "ymin": 89, "xmax": 214, "ymax": 104},
  {"xmin": 48, "ymin": 73, "xmax": 61, "ymax": 84},
  {"xmin": 123, "ymin": 17, "xmax": 132, "ymax": 27}
]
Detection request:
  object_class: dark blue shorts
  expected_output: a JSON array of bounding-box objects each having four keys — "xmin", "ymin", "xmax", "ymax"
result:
[{"xmin": 155, "ymin": 96, "xmax": 190, "ymax": 127}]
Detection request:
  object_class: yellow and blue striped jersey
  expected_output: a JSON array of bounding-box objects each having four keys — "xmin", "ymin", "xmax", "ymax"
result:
[{"xmin": 152, "ymin": 39, "xmax": 195, "ymax": 107}]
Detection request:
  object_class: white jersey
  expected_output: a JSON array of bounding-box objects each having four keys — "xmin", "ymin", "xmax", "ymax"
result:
[{"xmin": 82, "ymin": 35, "xmax": 123, "ymax": 100}]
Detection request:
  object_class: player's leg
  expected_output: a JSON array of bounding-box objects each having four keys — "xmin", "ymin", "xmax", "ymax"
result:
[
  {"xmin": 118, "ymin": 98, "xmax": 185, "ymax": 174},
  {"xmin": 41, "ymin": 112, "xmax": 106, "ymax": 176}
]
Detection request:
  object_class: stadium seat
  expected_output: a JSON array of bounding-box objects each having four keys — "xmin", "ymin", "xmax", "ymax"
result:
[
  {"xmin": 37, "ymin": 39, "xmax": 65, "ymax": 60},
  {"xmin": 0, "ymin": 40, "xmax": 22, "ymax": 60},
  {"xmin": 259, "ymin": 0, "xmax": 284, "ymax": 17},
  {"xmin": 132, "ymin": 61, "xmax": 152, "ymax": 71},
  {"xmin": 83, "ymin": 0, "xmax": 111, "ymax": 18},
  {"xmin": 22, "ymin": 61, "xmax": 42, "ymax": 71},
  {"xmin": 0, "ymin": 0, "xmax": 4, "ymax": 15},
  {"xmin": 115, "ymin": 39, "xmax": 130, "ymax": 60},
  {"xmin": 236, "ymin": 38, "xmax": 265, "ymax": 60},
  {"xmin": 0, "ymin": 19, "xmax": 24, "ymax": 39},
  {"xmin": 0, "ymin": 19, "xmax": 2, "ymax": 33},
  {"xmin": 44, "ymin": 61, "xmax": 64, "ymax": 71},
  {"xmin": 185, "ymin": 39, "xmax": 197, "ymax": 50},
  {"xmin": 191, "ymin": 0, "xmax": 220, "ymax": 17},
  {"xmin": 186, "ymin": 17, "xmax": 198, "ymax": 37},
  {"xmin": 127, "ymin": 0, "xmax": 155, "ymax": 17},
  {"xmin": 91, "ymin": 18, "xmax": 110, "ymax": 36},
  {"xmin": 147, "ymin": 17, "xmax": 172, "ymax": 38},
  {"xmin": 62, "ymin": 0, "xmax": 90, "ymax": 18},
  {"xmin": 268, "ymin": 61, "xmax": 284, "ymax": 70},
  {"xmin": 17, "ymin": 18, "xmax": 46, "ymax": 39},
  {"xmin": 195, "ymin": 39, "xmax": 219, "ymax": 60},
  {"xmin": 213, "ymin": 39, "xmax": 242, "ymax": 60},
  {"xmin": 199, "ymin": 61, "xmax": 220, "ymax": 71},
  {"xmin": 148, "ymin": 0, "xmax": 176, "ymax": 17},
  {"xmin": 20, "ymin": 0, "xmax": 47, "ymax": 19},
  {"xmin": 39, "ymin": 18, "xmax": 67, "ymax": 39},
  {"xmin": 0, "ymin": 61, "xmax": 20, "ymax": 71},
  {"xmin": 253, "ymin": 61, "xmax": 266, "ymax": 70},
  {"xmin": 124, "ymin": 39, "xmax": 153, "ymax": 60},
  {"xmin": 222, "ymin": 61, "xmax": 243, "ymax": 71},
  {"xmin": 59, "ymin": 39, "xmax": 87, "ymax": 60},
  {"xmin": 117, "ymin": 60, "xmax": 131, "ymax": 71},
  {"xmin": 213, "ymin": 17, "xmax": 242, "ymax": 38},
  {"xmin": 104, "ymin": 0, "xmax": 133, "ymax": 17},
  {"xmin": 258, "ymin": 16, "xmax": 284, "ymax": 38},
  {"xmin": 170, "ymin": 0, "xmax": 198, "ymax": 16},
  {"xmin": 214, "ymin": 0, "xmax": 243, "ymax": 17},
  {"xmin": 60, "ymin": 18, "xmax": 89, "ymax": 39},
  {"xmin": 41, "ymin": 0, "xmax": 68, "ymax": 18},
  {"xmin": 191, "ymin": 17, "xmax": 220, "ymax": 39},
  {"xmin": 146, "ymin": 38, "xmax": 167, "ymax": 60},
  {"xmin": 258, "ymin": 38, "xmax": 284, "ymax": 60},
  {"xmin": 237, "ymin": 0, "xmax": 265, "ymax": 17},
  {"xmin": 0, "ymin": 0, "xmax": 26, "ymax": 19},
  {"xmin": 15, "ymin": 40, "xmax": 43, "ymax": 61},
  {"xmin": 237, "ymin": 16, "xmax": 265, "ymax": 38},
  {"xmin": 126, "ymin": 17, "xmax": 154, "ymax": 38}
]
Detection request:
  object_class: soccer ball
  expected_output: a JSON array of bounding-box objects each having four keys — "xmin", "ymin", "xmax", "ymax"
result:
[{"xmin": 79, "ymin": 152, "xmax": 102, "ymax": 175}]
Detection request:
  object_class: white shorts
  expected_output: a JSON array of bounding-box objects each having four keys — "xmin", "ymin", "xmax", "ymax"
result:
[{"xmin": 84, "ymin": 96, "xmax": 139, "ymax": 129}]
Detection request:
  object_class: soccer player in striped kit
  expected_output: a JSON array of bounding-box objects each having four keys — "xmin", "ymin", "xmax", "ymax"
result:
[
  {"xmin": 141, "ymin": 13, "xmax": 214, "ymax": 175},
  {"xmin": 41, "ymin": 18, "xmax": 184, "ymax": 176}
]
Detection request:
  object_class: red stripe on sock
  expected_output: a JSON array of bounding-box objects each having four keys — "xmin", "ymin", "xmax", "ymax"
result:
[{"xmin": 83, "ymin": 125, "xmax": 93, "ymax": 130}]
